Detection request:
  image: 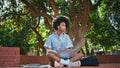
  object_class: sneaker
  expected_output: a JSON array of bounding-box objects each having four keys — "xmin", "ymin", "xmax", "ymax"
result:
[
  {"xmin": 54, "ymin": 61, "xmax": 64, "ymax": 67},
  {"xmin": 68, "ymin": 61, "xmax": 81, "ymax": 67}
]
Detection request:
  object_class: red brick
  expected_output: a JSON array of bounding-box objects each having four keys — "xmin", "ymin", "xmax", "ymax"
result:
[
  {"xmin": 1, "ymin": 51, "xmax": 14, "ymax": 55},
  {"xmin": 0, "ymin": 55, "xmax": 16, "ymax": 59},
  {"xmin": 0, "ymin": 47, "xmax": 20, "ymax": 54},
  {"xmin": 0, "ymin": 47, "xmax": 20, "ymax": 67},
  {"xmin": 0, "ymin": 62, "xmax": 15, "ymax": 67},
  {"xmin": 20, "ymin": 55, "xmax": 49, "ymax": 65},
  {"xmin": 0, "ymin": 59, "xmax": 15, "ymax": 62},
  {"xmin": 96, "ymin": 55, "xmax": 120, "ymax": 63}
]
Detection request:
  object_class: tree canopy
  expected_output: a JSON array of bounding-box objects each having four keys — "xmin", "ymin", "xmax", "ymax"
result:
[{"xmin": 0, "ymin": 0, "xmax": 120, "ymax": 55}]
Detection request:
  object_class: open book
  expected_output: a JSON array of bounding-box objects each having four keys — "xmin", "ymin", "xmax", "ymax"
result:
[
  {"xmin": 47, "ymin": 49, "xmax": 78, "ymax": 59},
  {"xmin": 57, "ymin": 49, "xmax": 77, "ymax": 59}
]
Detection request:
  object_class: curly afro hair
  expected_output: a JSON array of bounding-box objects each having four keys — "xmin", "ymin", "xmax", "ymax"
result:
[{"xmin": 52, "ymin": 15, "xmax": 70, "ymax": 30}]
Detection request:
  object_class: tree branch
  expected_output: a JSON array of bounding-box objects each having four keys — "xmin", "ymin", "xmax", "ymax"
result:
[
  {"xmin": 44, "ymin": 17, "xmax": 54, "ymax": 33},
  {"xmin": 111, "ymin": 25, "xmax": 120, "ymax": 34},
  {"xmin": 31, "ymin": 27, "xmax": 45, "ymax": 51},
  {"xmin": 39, "ymin": 1, "xmax": 53, "ymax": 22},
  {"xmin": 70, "ymin": 0, "xmax": 76, "ymax": 21},
  {"xmin": 90, "ymin": 0, "xmax": 103, "ymax": 10},
  {"xmin": 21, "ymin": 0, "xmax": 53, "ymax": 23},
  {"xmin": 21, "ymin": 0, "xmax": 44, "ymax": 16},
  {"xmin": 49, "ymin": 0, "xmax": 59, "ymax": 16}
]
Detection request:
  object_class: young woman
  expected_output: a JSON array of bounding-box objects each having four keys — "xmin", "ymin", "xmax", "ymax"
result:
[{"xmin": 44, "ymin": 15, "xmax": 84, "ymax": 67}]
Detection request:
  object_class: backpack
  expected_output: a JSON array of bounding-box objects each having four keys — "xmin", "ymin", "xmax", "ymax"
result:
[{"xmin": 81, "ymin": 56, "xmax": 99, "ymax": 66}]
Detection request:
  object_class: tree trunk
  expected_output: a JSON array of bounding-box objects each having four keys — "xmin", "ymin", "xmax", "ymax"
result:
[
  {"xmin": 31, "ymin": 27, "xmax": 46, "ymax": 55},
  {"xmin": 69, "ymin": 1, "xmax": 90, "ymax": 51}
]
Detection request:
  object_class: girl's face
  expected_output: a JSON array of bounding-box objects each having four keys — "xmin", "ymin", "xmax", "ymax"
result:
[{"xmin": 58, "ymin": 22, "xmax": 66, "ymax": 32}]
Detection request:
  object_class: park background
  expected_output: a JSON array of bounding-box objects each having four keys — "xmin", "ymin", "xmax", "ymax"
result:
[{"xmin": 0, "ymin": 0, "xmax": 120, "ymax": 67}]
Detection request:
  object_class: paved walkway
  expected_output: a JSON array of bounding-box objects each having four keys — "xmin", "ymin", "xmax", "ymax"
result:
[{"xmin": 11, "ymin": 63, "xmax": 120, "ymax": 68}]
